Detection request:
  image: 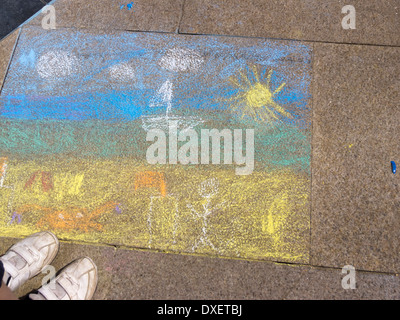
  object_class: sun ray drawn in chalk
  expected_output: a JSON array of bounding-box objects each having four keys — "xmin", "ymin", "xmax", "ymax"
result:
[{"xmin": 227, "ymin": 66, "xmax": 292, "ymax": 124}]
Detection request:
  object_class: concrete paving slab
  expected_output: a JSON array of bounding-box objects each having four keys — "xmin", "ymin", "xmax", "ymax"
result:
[
  {"xmin": 0, "ymin": 28, "xmax": 20, "ymax": 92},
  {"xmin": 25, "ymin": 0, "xmax": 184, "ymax": 33},
  {"xmin": 109, "ymin": 248, "xmax": 244, "ymax": 299},
  {"xmin": 312, "ymin": 42, "xmax": 400, "ymax": 273},
  {"xmin": 286, "ymin": 266, "xmax": 400, "ymax": 300},
  {"xmin": 180, "ymin": 0, "xmax": 400, "ymax": 46},
  {"xmin": 0, "ymin": 26, "xmax": 312, "ymax": 264},
  {"xmin": 1, "ymin": 237, "xmax": 399, "ymax": 299},
  {"xmin": 89, "ymin": 244, "xmax": 400, "ymax": 299}
]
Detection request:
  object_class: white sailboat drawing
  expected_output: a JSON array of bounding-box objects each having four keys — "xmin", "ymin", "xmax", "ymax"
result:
[
  {"xmin": 141, "ymin": 79, "xmax": 204, "ymax": 133},
  {"xmin": 141, "ymin": 48, "xmax": 206, "ymax": 133}
]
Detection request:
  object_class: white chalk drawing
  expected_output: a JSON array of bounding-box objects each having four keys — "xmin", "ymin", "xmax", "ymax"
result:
[
  {"xmin": 147, "ymin": 194, "xmax": 180, "ymax": 248},
  {"xmin": 0, "ymin": 158, "xmax": 16, "ymax": 223},
  {"xmin": 36, "ymin": 50, "xmax": 79, "ymax": 79},
  {"xmin": 141, "ymin": 79, "xmax": 204, "ymax": 132},
  {"xmin": 109, "ymin": 62, "xmax": 136, "ymax": 81},
  {"xmin": 141, "ymin": 114, "xmax": 204, "ymax": 133},
  {"xmin": 158, "ymin": 47, "xmax": 204, "ymax": 73},
  {"xmin": 0, "ymin": 159, "xmax": 7, "ymax": 188},
  {"xmin": 141, "ymin": 48, "xmax": 205, "ymax": 133},
  {"xmin": 186, "ymin": 178, "xmax": 225, "ymax": 253},
  {"xmin": 149, "ymin": 79, "xmax": 174, "ymax": 116}
]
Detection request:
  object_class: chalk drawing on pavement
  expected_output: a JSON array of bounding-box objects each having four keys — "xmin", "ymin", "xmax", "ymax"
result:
[{"xmin": 0, "ymin": 28, "xmax": 312, "ymax": 263}]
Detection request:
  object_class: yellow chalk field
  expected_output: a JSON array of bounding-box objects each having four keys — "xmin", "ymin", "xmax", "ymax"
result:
[{"xmin": 0, "ymin": 157, "xmax": 310, "ymax": 263}]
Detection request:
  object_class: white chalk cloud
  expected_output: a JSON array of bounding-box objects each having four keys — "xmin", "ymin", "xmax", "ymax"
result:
[
  {"xmin": 36, "ymin": 50, "xmax": 79, "ymax": 79},
  {"xmin": 109, "ymin": 62, "xmax": 136, "ymax": 81},
  {"xmin": 158, "ymin": 47, "xmax": 204, "ymax": 73}
]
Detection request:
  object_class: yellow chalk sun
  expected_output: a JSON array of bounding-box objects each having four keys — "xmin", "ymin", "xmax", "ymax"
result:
[{"xmin": 228, "ymin": 66, "xmax": 292, "ymax": 123}]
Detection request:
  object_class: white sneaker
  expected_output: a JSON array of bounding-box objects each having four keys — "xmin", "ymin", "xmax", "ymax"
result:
[
  {"xmin": 0, "ymin": 231, "xmax": 59, "ymax": 291},
  {"xmin": 30, "ymin": 257, "xmax": 98, "ymax": 300}
]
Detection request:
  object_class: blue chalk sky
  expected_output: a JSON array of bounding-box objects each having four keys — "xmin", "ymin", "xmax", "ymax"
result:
[{"xmin": 0, "ymin": 28, "xmax": 312, "ymax": 127}]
